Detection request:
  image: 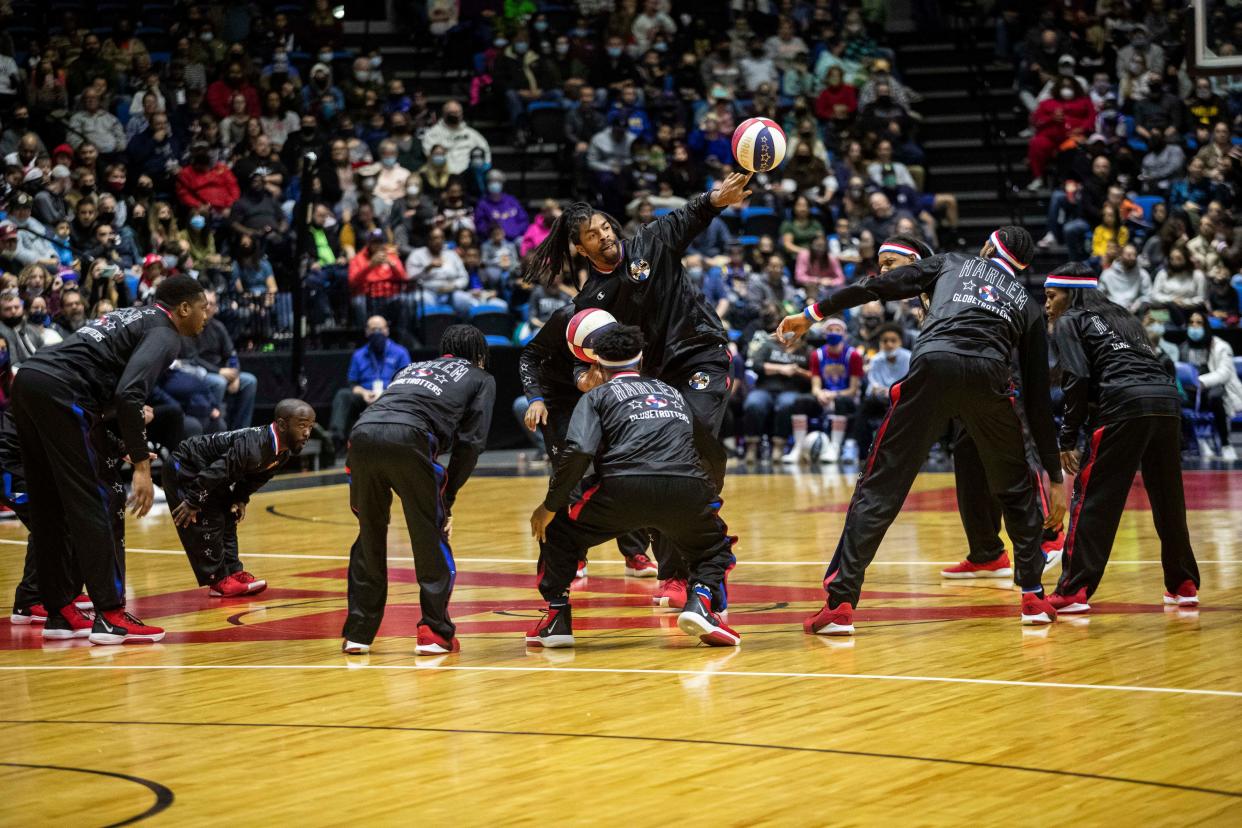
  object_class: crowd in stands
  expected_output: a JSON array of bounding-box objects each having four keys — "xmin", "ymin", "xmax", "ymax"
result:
[{"xmin": 1004, "ymin": 0, "xmax": 1242, "ymax": 458}]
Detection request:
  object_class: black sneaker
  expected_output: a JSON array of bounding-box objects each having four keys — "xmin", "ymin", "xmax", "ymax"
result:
[
  {"xmin": 677, "ymin": 584, "xmax": 740, "ymax": 646},
  {"xmin": 42, "ymin": 605, "xmax": 93, "ymax": 639},
  {"xmin": 525, "ymin": 603, "xmax": 574, "ymax": 648}
]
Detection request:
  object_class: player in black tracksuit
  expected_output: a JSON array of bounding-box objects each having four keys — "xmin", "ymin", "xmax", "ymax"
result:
[
  {"xmin": 527, "ymin": 326, "xmax": 739, "ymax": 648},
  {"xmin": 341, "ymin": 325, "xmax": 495, "ymax": 656},
  {"xmin": 518, "ymin": 305, "xmax": 654, "ymax": 573},
  {"xmin": 524, "ymin": 172, "xmax": 753, "ymax": 594},
  {"xmin": 776, "ymin": 227, "xmax": 1067, "ymax": 633},
  {"xmin": 164, "ymin": 399, "xmax": 316, "ymax": 597},
  {"xmin": 10, "ymin": 275, "xmax": 207, "ymax": 644},
  {"xmin": 1042, "ymin": 264, "xmax": 1200, "ymax": 612}
]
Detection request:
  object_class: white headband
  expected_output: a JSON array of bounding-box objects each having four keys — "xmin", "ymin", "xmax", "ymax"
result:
[{"xmin": 597, "ymin": 352, "xmax": 642, "ymax": 368}]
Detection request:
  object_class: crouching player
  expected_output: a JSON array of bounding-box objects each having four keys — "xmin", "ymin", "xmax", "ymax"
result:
[
  {"xmin": 164, "ymin": 399, "xmax": 316, "ymax": 597},
  {"xmin": 528, "ymin": 326, "xmax": 739, "ymax": 648}
]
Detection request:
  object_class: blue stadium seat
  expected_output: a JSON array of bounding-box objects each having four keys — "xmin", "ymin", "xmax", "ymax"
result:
[
  {"xmin": 741, "ymin": 206, "xmax": 780, "ymax": 239},
  {"xmin": 527, "ymin": 101, "xmax": 566, "ymax": 146},
  {"xmin": 484, "ymin": 334, "xmax": 512, "ymax": 347},
  {"xmin": 470, "ymin": 305, "xmax": 514, "ymax": 339},
  {"xmin": 148, "ymin": 51, "xmax": 171, "ymax": 66},
  {"xmin": 1176, "ymin": 361, "xmax": 1219, "ymax": 447},
  {"xmin": 653, "ymin": 207, "xmax": 673, "ymax": 218},
  {"xmin": 1131, "ymin": 195, "xmax": 1165, "ymax": 222},
  {"xmin": 419, "ymin": 304, "xmax": 457, "ymax": 349}
]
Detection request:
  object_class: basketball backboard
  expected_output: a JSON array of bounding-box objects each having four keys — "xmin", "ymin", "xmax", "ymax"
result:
[{"xmin": 1191, "ymin": 0, "xmax": 1242, "ymax": 75}]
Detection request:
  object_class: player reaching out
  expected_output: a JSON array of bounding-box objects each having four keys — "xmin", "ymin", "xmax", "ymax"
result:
[{"xmin": 776, "ymin": 227, "xmax": 1067, "ymax": 634}]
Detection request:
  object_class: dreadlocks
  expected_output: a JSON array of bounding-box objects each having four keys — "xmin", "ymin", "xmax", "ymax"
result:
[
  {"xmin": 522, "ymin": 201, "xmax": 623, "ymax": 288},
  {"xmin": 440, "ymin": 324, "xmax": 490, "ymax": 369}
]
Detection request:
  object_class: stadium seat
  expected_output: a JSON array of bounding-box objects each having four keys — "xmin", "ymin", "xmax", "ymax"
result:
[
  {"xmin": 418, "ymin": 304, "xmax": 457, "ymax": 349},
  {"xmin": 469, "ymin": 305, "xmax": 514, "ymax": 339},
  {"xmin": 1132, "ymin": 195, "xmax": 1165, "ymax": 222},
  {"xmin": 527, "ymin": 101, "xmax": 565, "ymax": 146},
  {"xmin": 741, "ymin": 206, "xmax": 781, "ymax": 240},
  {"xmin": 484, "ymin": 334, "xmax": 511, "ymax": 347},
  {"xmin": 1176, "ymin": 361, "xmax": 1219, "ymax": 447}
]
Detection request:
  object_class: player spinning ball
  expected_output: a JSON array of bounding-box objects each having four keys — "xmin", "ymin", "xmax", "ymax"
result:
[{"xmin": 732, "ymin": 118, "xmax": 786, "ymax": 173}]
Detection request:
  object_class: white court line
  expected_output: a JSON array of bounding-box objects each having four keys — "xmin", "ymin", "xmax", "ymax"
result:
[
  {"xmin": 0, "ymin": 538, "xmax": 1236, "ymax": 567},
  {"xmin": 0, "ymin": 662, "xmax": 1239, "ymax": 698}
]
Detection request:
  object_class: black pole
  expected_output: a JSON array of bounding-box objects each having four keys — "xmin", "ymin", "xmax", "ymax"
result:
[{"xmin": 290, "ymin": 152, "xmax": 317, "ymax": 397}]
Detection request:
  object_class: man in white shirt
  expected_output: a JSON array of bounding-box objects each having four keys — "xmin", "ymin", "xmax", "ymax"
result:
[
  {"xmin": 420, "ymin": 100, "xmax": 490, "ymax": 175},
  {"xmin": 404, "ymin": 227, "xmax": 476, "ymax": 316},
  {"xmin": 1098, "ymin": 243, "xmax": 1152, "ymax": 312},
  {"xmin": 631, "ymin": 0, "xmax": 676, "ymax": 53}
]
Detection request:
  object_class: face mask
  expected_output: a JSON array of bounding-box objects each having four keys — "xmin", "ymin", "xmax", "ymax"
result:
[
  {"xmin": 494, "ymin": 38, "xmax": 508, "ymax": 49},
  {"xmin": 1059, "ymin": 65, "xmax": 1074, "ymax": 77},
  {"xmin": 487, "ymin": 181, "xmax": 503, "ymax": 194},
  {"xmin": 1129, "ymin": 59, "xmax": 1143, "ymax": 74},
  {"xmin": 190, "ymin": 215, "xmax": 207, "ymax": 230},
  {"xmin": 406, "ymin": 185, "xmax": 420, "ymax": 198},
  {"xmin": 633, "ymin": 154, "xmax": 649, "ymax": 165},
  {"xmin": 162, "ymin": 254, "xmax": 178, "ymax": 269},
  {"xmin": 319, "ymin": 52, "xmax": 334, "ymax": 63},
  {"xmin": 824, "ymin": 332, "xmax": 844, "ymax": 346},
  {"xmin": 1132, "ymin": 38, "xmax": 1148, "ymax": 49},
  {"xmin": 443, "ymin": 114, "xmax": 461, "ymax": 127},
  {"xmin": 1187, "ymin": 327, "xmax": 1206, "ymax": 342},
  {"xmin": 1146, "ymin": 322, "xmax": 1165, "ymax": 338},
  {"xmin": 514, "ymin": 42, "xmax": 529, "ymax": 55},
  {"xmin": 607, "ymin": 46, "xmax": 623, "ymax": 59},
  {"xmin": 654, "ymin": 42, "xmax": 667, "ymax": 52},
  {"xmin": 28, "ymin": 310, "xmax": 47, "ymax": 324},
  {"xmin": 368, "ymin": 331, "xmax": 388, "ymax": 354},
  {"xmin": 861, "ymin": 315, "xmax": 881, "ymax": 327},
  {"xmin": 1059, "ymin": 87, "xmax": 1074, "ymax": 100},
  {"xmin": 431, "ymin": 154, "xmax": 446, "ymax": 166},
  {"xmin": 876, "ymin": 95, "xmax": 892, "ymax": 106},
  {"xmin": 687, "ymin": 266, "xmax": 703, "ymax": 281},
  {"xmin": 354, "ymin": 70, "xmax": 370, "ymax": 82},
  {"xmin": 370, "ymin": 55, "xmax": 382, "ymax": 69},
  {"xmin": 381, "ymin": 157, "xmax": 397, "ymax": 168},
  {"xmin": 554, "ymin": 42, "xmax": 570, "ymax": 56},
  {"xmin": 200, "ymin": 32, "xmax": 214, "ymax": 42},
  {"xmin": 533, "ymin": 20, "xmax": 548, "ymax": 32}
]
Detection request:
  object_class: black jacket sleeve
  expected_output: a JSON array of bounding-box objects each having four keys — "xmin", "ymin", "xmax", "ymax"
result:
[
  {"xmin": 544, "ymin": 392, "xmax": 602, "ymax": 511},
  {"xmin": 1052, "ymin": 314, "xmax": 1091, "ymax": 453},
  {"xmin": 182, "ymin": 438, "xmax": 264, "ymax": 505},
  {"xmin": 811, "ymin": 256, "xmax": 944, "ymax": 319},
  {"xmin": 1019, "ymin": 310, "xmax": 1064, "ymax": 481},
  {"xmin": 115, "ymin": 328, "xmax": 182, "ymax": 462},
  {"xmin": 638, "ymin": 191, "xmax": 721, "ymax": 258},
  {"xmin": 519, "ymin": 317, "xmax": 560, "ymax": 401},
  {"xmin": 443, "ymin": 374, "xmax": 496, "ymax": 512}
]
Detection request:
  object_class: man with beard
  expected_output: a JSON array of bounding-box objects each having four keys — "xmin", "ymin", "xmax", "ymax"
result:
[{"xmin": 52, "ymin": 287, "xmax": 89, "ymax": 337}]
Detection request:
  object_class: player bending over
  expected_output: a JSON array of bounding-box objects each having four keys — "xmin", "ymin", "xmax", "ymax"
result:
[
  {"xmin": 341, "ymin": 325, "xmax": 495, "ymax": 656},
  {"xmin": 528, "ymin": 325, "xmax": 739, "ymax": 648},
  {"xmin": 165, "ymin": 399, "xmax": 317, "ymax": 597}
]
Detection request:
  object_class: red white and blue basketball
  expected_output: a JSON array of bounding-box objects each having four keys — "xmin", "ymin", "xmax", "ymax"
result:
[
  {"xmin": 566, "ymin": 308, "xmax": 618, "ymax": 363},
  {"xmin": 731, "ymin": 117, "xmax": 786, "ymax": 173}
]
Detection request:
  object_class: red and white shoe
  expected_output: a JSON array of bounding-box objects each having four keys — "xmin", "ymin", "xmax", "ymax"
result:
[
  {"xmin": 73, "ymin": 593, "xmax": 93, "ymax": 610},
  {"xmin": 940, "ymin": 551, "xmax": 1013, "ymax": 579},
  {"xmin": 575, "ymin": 560, "xmax": 588, "ymax": 579},
  {"xmin": 415, "ymin": 624, "xmax": 460, "ymax": 655},
  {"xmin": 10, "ymin": 603, "xmax": 48, "ymax": 625},
  {"xmin": 1041, "ymin": 531, "xmax": 1065, "ymax": 573},
  {"xmin": 624, "ymin": 553, "xmax": 658, "ymax": 578},
  {"xmin": 1048, "ymin": 588, "xmax": 1090, "ymax": 614},
  {"xmin": 42, "ymin": 604, "xmax": 93, "ymax": 639},
  {"xmin": 1163, "ymin": 580, "xmax": 1199, "ymax": 607},
  {"xmin": 677, "ymin": 586, "xmax": 740, "ymax": 646},
  {"xmin": 803, "ymin": 601, "xmax": 854, "ymax": 636},
  {"xmin": 1020, "ymin": 592, "xmax": 1057, "ymax": 625},
  {"xmin": 89, "ymin": 609, "xmax": 165, "ymax": 644},
  {"xmin": 652, "ymin": 577, "xmax": 687, "ymax": 609},
  {"xmin": 233, "ymin": 571, "xmax": 267, "ymax": 595}
]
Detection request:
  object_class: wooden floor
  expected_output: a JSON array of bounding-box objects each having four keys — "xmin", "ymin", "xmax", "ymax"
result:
[{"xmin": 2, "ymin": 464, "xmax": 1241, "ymax": 824}]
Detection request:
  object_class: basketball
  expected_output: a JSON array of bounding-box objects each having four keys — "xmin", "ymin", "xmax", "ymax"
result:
[
  {"xmin": 731, "ymin": 117, "xmax": 787, "ymax": 173},
  {"xmin": 804, "ymin": 431, "xmax": 828, "ymax": 463},
  {"xmin": 566, "ymin": 308, "xmax": 618, "ymax": 362}
]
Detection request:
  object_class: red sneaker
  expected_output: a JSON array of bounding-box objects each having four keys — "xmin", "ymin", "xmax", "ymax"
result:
[
  {"xmin": 677, "ymin": 586, "xmax": 740, "ymax": 646},
  {"xmin": 652, "ymin": 577, "xmax": 687, "ymax": 609},
  {"xmin": 803, "ymin": 601, "xmax": 854, "ymax": 636},
  {"xmin": 73, "ymin": 593, "xmax": 93, "ymax": 610},
  {"xmin": 575, "ymin": 560, "xmax": 588, "ymax": 579},
  {"xmin": 233, "ymin": 571, "xmax": 268, "ymax": 595},
  {"xmin": 208, "ymin": 573, "xmax": 249, "ymax": 597},
  {"xmin": 624, "ymin": 553, "xmax": 658, "ymax": 578},
  {"xmin": 1163, "ymin": 580, "xmax": 1199, "ymax": 607},
  {"xmin": 941, "ymin": 552, "xmax": 1013, "ymax": 579},
  {"xmin": 1048, "ymin": 588, "xmax": 1090, "ymax": 614},
  {"xmin": 41, "ymin": 604, "xmax": 92, "ymax": 639},
  {"xmin": 89, "ymin": 609, "xmax": 165, "ymax": 644},
  {"xmin": 1020, "ymin": 592, "xmax": 1057, "ymax": 625},
  {"xmin": 415, "ymin": 624, "xmax": 460, "ymax": 655},
  {"xmin": 10, "ymin": 603, "xmax": 48, "ymax": 625}
]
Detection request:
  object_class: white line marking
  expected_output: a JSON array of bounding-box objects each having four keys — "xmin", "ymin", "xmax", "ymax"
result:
[
  {"xmin": 0, "ymin": 663, "xmax": 1238, "ymax": 698},
  {"xmin": 0, "ymin": 538, "xmax": 1236, "ymax": 567}
]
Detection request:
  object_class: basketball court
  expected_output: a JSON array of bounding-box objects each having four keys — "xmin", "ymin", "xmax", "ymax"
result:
[{"xmin": 2, "ymin": 462, "xmax": 1240, "ymax": 823}]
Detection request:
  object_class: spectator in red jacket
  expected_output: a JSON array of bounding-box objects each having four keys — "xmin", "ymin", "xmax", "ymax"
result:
[
  {"xmin": 348, "ymin": 228, "xmax": 414, "ymax": 326},
  {"xmin": 206, "ymin": 62, "xmax": 261, "ymax": 120},
  {"xmin": 813, "ymin": 66, "xmax": 858, "ymax": 123},
  {"xmin": 176, "ymin": 142, "xmax": 241, "ymax": 214},
  {"xmin": 1027, "ymin": 77, "xmax": 1096, "ymax": 188}
]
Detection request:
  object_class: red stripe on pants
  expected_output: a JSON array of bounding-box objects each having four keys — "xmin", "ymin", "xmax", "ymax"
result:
[
  {"xmin": 567, "ymin": 483, "xmax": 601, "ymax": 522},
  {"xmin": 862, "ymin": 381, "xmax": 904, "ymax": 480},
  {"xmin": 1064, "ymin": 426, "xmax": 1106, "ymax": 561}
]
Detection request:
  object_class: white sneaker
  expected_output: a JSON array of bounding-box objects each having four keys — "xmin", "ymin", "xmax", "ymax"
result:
[
  {"xmin": 1223, "ymin": 445, "xmax": 1237, "ymax": 462},
  {"xmin": 821, "ymin": 439, "xmax": 840, "ymax": 464},
  {"xmin": 781, "ymin": 446, "xmax": 801, "ymax": 464},
  {"xmin": 1037, "ymin": 231, "xmax": 1057, "ymax": 248},
  {"xmin": 1198, "ymin": 439, "xmax": 1217, "ymax": 459},
  {"xmin": 342, "ymin": 640, "xmax": 370, "ymax": 654},
  {"xmin": 1025, "ymin": 177, "xmax": 1045, "ymax": 192}
]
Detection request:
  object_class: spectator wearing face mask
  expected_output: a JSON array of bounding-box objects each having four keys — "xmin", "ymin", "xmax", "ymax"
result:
[
  {"xmin": 405, "ymin": 226, "xmax": 476, "ymax": 317},
  {"xmin": 343, "ymin": 56, "xmax": 382, "ymax": 116},
  {"xmin": 1138, "ymin": 131, "xmax": 1185, "ymax": 193},
  {"xmin": 372, "ymin": 139, "xmax": 412, "ymax": 205},
  {"xmin": 0, "ymin": 291, "xmax": 45, "ymax": 369},
  {"xmin": 177, "ymin": 142, "xmax": 241, "ymax": 215},
  {"xmin": 1027, "ymin": 78, "xmax": 1095, "ymax": 190},
  {"xmin": 1133, "ymin": 72, "xmax": 1186, "ymax": 144},
  {"xmin": 1115, "ymin": 25, "xmax": 1165, "ymax": 84},
  {"xmin": 854, "ymin": 323, "xmax": 909, "ymax": 457},
  {"xmin": 1187, "ymin": 78, "xmax": 1226, "ymax": 129},
  {"xmin": 420, "ymin": 101, "xmax": 490, "ymax": 176},
  {"xmin": 1152, "ymin": 244, "xmax": 1207, "ymax": 311},
  {"xmin": 6, "ymin": 193, "xmax": 59, "ymax": 273},
  {"xmin": 303, "ymin": 63, "xmax": 346, "ymax": 118},
  {"xmin": 329, "ymin": 315, "xmax": 411, "ymax": 452},
  {"xmin": 473, "ymin": 169, "xmax": 530, "ymax": 242},
  {"xmin": 1179, "ymin": 310, "xmax": 1242, "ymax": 460}
]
